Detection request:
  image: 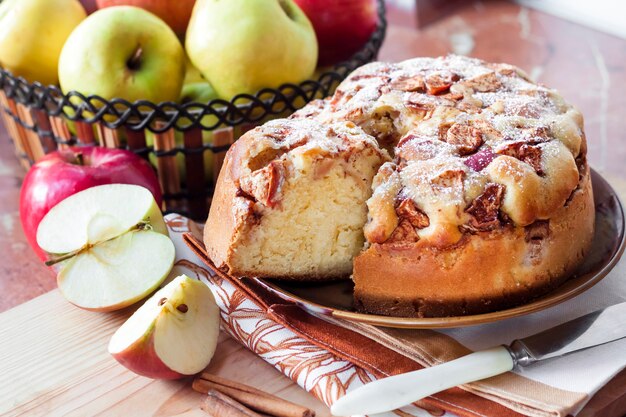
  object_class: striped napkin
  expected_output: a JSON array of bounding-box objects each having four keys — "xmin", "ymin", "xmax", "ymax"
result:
[{"xmin": 163, "ymin": 213, "xmax": 626, "ymax": 417}]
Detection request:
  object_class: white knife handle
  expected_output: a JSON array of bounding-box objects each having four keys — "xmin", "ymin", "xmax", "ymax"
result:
[{"xmin": 330, "ymin": 346, "xmax": 514, "ymax": 416}]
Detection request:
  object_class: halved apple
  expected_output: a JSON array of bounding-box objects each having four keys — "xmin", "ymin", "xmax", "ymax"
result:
[
  {"xmin": 108, "ymin": 275, "xmax": 221, "ymax": 379},
  {"xmin": 36, "ymin": 184, "xmax": 175, "ymax": 311}
]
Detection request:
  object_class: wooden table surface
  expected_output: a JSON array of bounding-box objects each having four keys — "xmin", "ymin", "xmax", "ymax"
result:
[{"xmin": 1, "ymin": 1, "xmax": 626, "ymax": 416}]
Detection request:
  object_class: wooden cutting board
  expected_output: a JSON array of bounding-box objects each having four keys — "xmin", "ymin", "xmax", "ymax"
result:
[
  {"xmin": 0, "ymin": 289, "xmax": 329, "ymax": 417},
  {"xmin": 2, "ymin": 290, "xmax": 626, "ymax": 417}
]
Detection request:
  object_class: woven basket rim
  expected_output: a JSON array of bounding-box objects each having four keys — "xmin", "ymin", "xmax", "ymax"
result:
[{"xmin": 0, "ymin": 0, "xmax": 387, "ymax": 133}]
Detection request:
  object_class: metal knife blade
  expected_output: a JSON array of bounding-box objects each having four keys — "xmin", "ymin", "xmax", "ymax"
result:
[
  {"xmin": 508, "ymin": 302, "xmax": 626, "ymax": 366},
  {"xmin": 331, "ymin": 302, "xmax": 626, "ymax": 416}
]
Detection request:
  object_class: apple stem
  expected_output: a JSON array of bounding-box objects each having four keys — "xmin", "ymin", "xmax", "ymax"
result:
[
  {"xmin": 127, "ymin": 46, "xmax": 143, "ymax": 71},
  {"xmin": 74, "ymin": 152, "xmax": 84, "ymax": 166},
  {"xmin": 44, "ymin": 221, "xmax": 153, "ymax": 267},
  {"xmin": 45, "ymin": 247, "xmax": 85, "ymax": 267}
]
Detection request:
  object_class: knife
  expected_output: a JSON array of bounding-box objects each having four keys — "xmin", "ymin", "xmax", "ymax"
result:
[{"xmin": 331, "ymin": 302, "xmax": 626, "ymax": 416}]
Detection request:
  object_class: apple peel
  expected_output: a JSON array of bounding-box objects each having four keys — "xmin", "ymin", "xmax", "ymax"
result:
[{"xmin": 108, "ymin": 275, "xmax": 221, "ymax": 379}]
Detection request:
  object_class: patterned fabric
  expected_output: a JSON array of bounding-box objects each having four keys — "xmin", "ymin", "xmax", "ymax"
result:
[
  {"xmin": 164, "ymin": 213, "xmax": 438, "ymax": 417},
  {"xmin": 164, "ymin": 213, "xmax": 626, "ymax": 417}
]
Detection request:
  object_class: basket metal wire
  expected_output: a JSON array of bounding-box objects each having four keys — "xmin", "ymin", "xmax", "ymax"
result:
[{"xmin": 0, "ymin": 0, "xmax": 387, "ymax": 219}]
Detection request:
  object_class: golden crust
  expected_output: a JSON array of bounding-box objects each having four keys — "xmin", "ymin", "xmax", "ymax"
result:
[
  {"xmin": 204, "ymin": 135, "xmax": 256, "ymax": 273},
  {"xmin": 206, "ymin": 55, "xmax": 595, "ymax": 317},
  {"xmin": 204, "ymin": 117, "xmax": 390, "ymax": 279},
  {"xmin": 353, "ymin": 170, "xmax": 594, "ymax": 317}
]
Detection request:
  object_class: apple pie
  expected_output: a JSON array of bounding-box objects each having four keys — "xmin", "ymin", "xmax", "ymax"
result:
[{"xmin": 204, "ymin": 55, "xmax": 594, "ymax": 317}]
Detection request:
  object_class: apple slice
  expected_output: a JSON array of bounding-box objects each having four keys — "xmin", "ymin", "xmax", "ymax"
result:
[
  {"xmin": 108, "ymin": 275, "xmax": 221, "ymax": 379},
  {"xmin": 36, "ymin": 184, "xmax": 175, "ymax": 311}
]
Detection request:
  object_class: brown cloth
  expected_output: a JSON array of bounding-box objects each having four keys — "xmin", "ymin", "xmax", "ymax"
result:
[{"xmin": 184, "ymin": 233, "xmax": 541, "ymax": 417}]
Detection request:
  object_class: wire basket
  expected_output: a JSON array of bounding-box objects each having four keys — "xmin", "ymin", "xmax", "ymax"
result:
[{"xmin": 0, "ymin": 0, "xmax": 386, "ymax": 220}]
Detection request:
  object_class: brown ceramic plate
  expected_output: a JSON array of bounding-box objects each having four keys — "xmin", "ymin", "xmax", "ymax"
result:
[{"xmin": 258, "ymin": 169, "xmax": 625, "ymax": 329}]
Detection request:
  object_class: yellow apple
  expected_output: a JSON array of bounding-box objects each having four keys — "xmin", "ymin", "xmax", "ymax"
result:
[
  {"xmin": 58, "ymin": 6, "xmax": 185, "ymax": 103},
  {"xmin": 186, "ymin": 0, "xmax": 318, "ymax": 99},
  {"xmin": 0, "ymin": 0, "xmax": 86, "ymax": 85}
]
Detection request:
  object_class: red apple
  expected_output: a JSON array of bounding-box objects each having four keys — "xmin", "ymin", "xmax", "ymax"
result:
[
  {"xmin": 95, "ymin": 0, "xmax": 195, "ymax": 36},
  {"xmin": 108, "ymin": 275, "xmax": 220, "ymax": 379},
  {"xmin": 20, "ymin": 146, "xmax": 162, "ymax": 261},
  {"xmin": 80, "ymin": 0, "xmax": 99, "ymax": 14},
  {"xmin": 294, "ymin": 0, "xmax": 378, "ymax": 67}
]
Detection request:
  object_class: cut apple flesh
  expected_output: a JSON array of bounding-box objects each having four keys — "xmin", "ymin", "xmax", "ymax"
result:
[
  {"xmin": 37, "ymin": 183, "xmax": 167, "ymax": 255},
  {"xmin": 35, "ymin": 184, "xmax": 174, "ymax": 311},
  {"xmin": 58, "ymin": 230, "xmax": 175, "ymax": 310},
  {"xmin": 108, "ymin": 275, "xmax": 221, "ymax": 379}
]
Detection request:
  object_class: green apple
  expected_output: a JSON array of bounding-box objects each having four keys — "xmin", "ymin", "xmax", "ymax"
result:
[
  {"xmin": 0, "ymin": 0, "xmax": 86, "ymax": 85},
  {"xmin": 58, "ymin": 6, "xmax": 185, "ymax": 103},
  {"xmin": 186, "ymin": 0, "xmax": 318, "ymax": 99},
  {"xmin": 108, "ymin": 275, "xmax": 220, "ymax": 379},
  {"xmin": 36, "ymin": 184, "xmax": 175, "ymax": 311},
  {"xmin": 183, "ymin": 55, "xmax": 206, "ymax": 85},
  {"xmin": 180, "ymin": 82, "xmax": 216, "ymax": 105}
]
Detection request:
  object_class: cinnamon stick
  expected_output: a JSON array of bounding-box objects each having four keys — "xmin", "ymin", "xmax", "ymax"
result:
[
  {"xmin": 193, "ymin": 373, "xmax": 315, "ymax": 417},
  {"xmin": 201, "ymin": 389, "xmax": 263, "ymax": 417}
]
